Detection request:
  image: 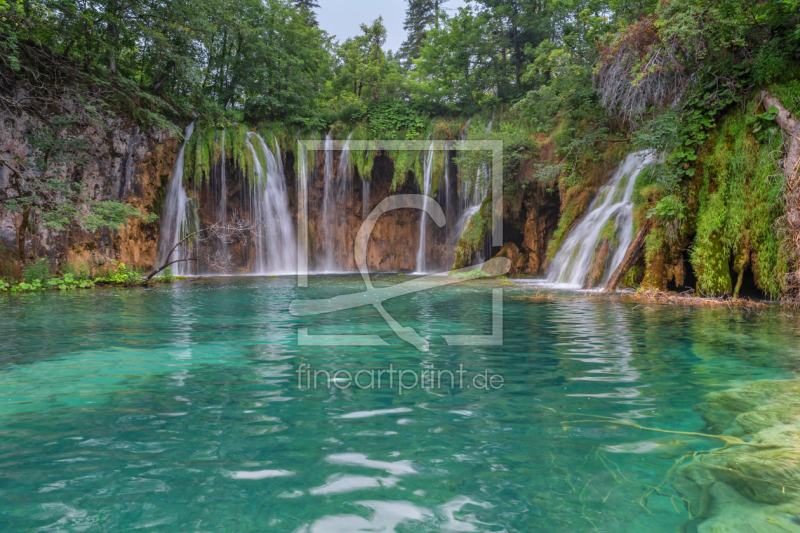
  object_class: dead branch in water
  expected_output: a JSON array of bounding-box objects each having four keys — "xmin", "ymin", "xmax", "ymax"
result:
[
  {"xmin": 144, "ymin": 211, "xmax": 257, "ymax": 282},
  {"xmin": 623, "ymin": 288, "xmax": 767, "ymax": 309},
  {"xmin": 521, "ymin": 291, "xmax": 555, "ymax": 302}
]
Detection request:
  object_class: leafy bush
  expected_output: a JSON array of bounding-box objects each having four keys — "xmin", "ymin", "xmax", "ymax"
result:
[
  {"xmin": 45, "ymin": 274, "xmax": 94, "ymax": 290},
  {"xmin": 23, "ymin": 258, "xmax": 51, "ymax": 283},
  {"xmin": 365, "ymin": 101, "xmax": 427, "ymax": 139},
  {"xmin": 746, "ymin": 105, "xmax": 779, "ymax": 143},
  {"xmin": 753, "ymin": 38, "xmax": 790, "ymax": 85},
  {"xmin": 101, "ymin": 262, "xmax": 141, "ymax": 284}
]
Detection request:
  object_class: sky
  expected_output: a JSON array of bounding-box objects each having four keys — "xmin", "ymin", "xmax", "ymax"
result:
[{"xmin": 315, "ymin": 0, "xmax": 469, "ymax": 54}]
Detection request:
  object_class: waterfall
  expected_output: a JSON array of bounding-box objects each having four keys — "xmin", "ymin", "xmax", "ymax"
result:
[
  {"xmin": 319, "ymin": 133, "xmax": 352, "ymax": 272},
  {"xmin": 461, "ymin": 118, "xmax": 472, "ymax": 140},
  {"xmin": 362, "ymin": 179, "xmax": 370, "ymax": 219},
  {"xmin": 218, "ymin": 129, "xmax": 227, "ymax": 270},
  {"xmin": 245, "ymin": 133, "xmax": 297, "ymax": 275},
  {"xmin": 158, "ymin": 122, "xmax": 199, "ymax": 276},
  {"xmin": 297, "ymin": 135, "xmax": 309, "ymax": 279},
  {"xmin": 546, "ymin": 151, "xmax": 655, "ymax": 288},
  {"xmin": 451, "ymin": 122, "xmax": 493, "ymax": 266},
  {"xmin": 415, "ymin": 138, "xmax": 435, "ymax": 273},
  {"xmin": 361, "ymin": 147, "xmax": 371, "ymax": 219},
  {"xmin": 320, "ymin": 134, "xmax": 335, "ymax": 271}
]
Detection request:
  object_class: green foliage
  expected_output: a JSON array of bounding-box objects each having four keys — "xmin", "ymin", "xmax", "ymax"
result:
[
  {"xmin": 647, "ymin": 194, "xmax": 685, "ymax": 223},
  {"xmin": 690, "ymin": 109, "xmax": 788, "ymax": 297},
  {"xmin": 0, "ymin": 0, "xmax": 23, "ymax": 71},
  {"xmin": 746, "ymin": 105, "xmax": 780, "ymax": 143},
  {"xmin": 98, "ymin": 262, "xmax": 142, "ymax": 285},
  {"xmin": 365, "ymin": 101, "xmax": 427, "ymax": 139},
  {"xmin": 184, "ymin": 122, "xmax": 255, "ymax": 187},
  {"xmin": 5, "ymin": 269, "xmax": 94, "ymax": 292},
  {"xmin": 2, "ymin": 0, "xmax": 330, "ymax": 131},
  {"xmin": 547, "ymin": 186, "xmax": 592, "ymax": 260},
  {"xmin": 753, "ymin": 37, "xmax": 792, "ymax": 85},
  {"xmin": 452, "ymin": 195, "xmax": 491, "ymax": 269},
  {"xmin": 45, "ymin": 274, "xmax": 94, "ymax": 291},
  {"xmin": 23, "ymin": 258, "xmax": 50, "ymax": 283},
  {"xmin": 455, "ymin": 116, "xmax": 535, "ymax": 214},
  {"xmin": 449, "ymin": 268, "xmax": 491, "ymax": 280},
  {"xmin": 322, "ymin": 17, "xmax": 405, "ymax": 112}
]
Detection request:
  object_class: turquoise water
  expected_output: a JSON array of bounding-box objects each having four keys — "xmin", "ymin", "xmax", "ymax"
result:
[{"xmin": 0, "ymin": 276, "xmax": 798, "ymax": 532}]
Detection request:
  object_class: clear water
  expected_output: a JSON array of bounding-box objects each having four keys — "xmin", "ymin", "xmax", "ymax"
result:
[{"xmin": 0, "ymin": 277, "xmax": 797, "ymax": 532}]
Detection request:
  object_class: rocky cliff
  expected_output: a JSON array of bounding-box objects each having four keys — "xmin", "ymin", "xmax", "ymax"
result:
[{"xmin": 0, "ymin": 82, "xmax": 179, "ymax": 277}]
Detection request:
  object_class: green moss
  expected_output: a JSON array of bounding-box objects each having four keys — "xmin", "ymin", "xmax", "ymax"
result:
[
  {"xmin": 449, "ymin": 269, "xmax": 490, "ymax": 279},
  {"xmin": 452, "ymin": 195, "xmax": 491, "ymax": 269},
  {"xmin": 546, "ymin": 185, "xmax": 592, "ymax": 260},
  {"xmin": 689, "ymin": 106, "xmax": 788, "ymax": 297},
  {"xmin": 621, "ymin": 262, "xmax": 645, "ymax": 287},
  {"xmin": 349, "ymin": 122, "xmax": 375, "ymax": 181},
  {"xmin": 389, "ymin": 148, "xmax": 420, "ymax": 191},
  {"xmin": 642, "ymin": 226, "xmax": 670, "ymax": 290},
  {"xmin": 598, "ymin": 217, "xmax": 618, "ymax": 247}
]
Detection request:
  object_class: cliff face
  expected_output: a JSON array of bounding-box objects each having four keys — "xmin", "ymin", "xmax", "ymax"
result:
[
  {"xmin": 305, "ymin": 153, "xmax": 453, "ymax": 273},
  {"xmin": 0, "ymin": 84, "xmax": 179, "ymax": 275},
  {"xmin": 189, "ymin": 149, "xmax": 456, "ymax": 274},
  {"xmin": 0, "ymin": 96, "xmax": 565, "ymax": 278}
]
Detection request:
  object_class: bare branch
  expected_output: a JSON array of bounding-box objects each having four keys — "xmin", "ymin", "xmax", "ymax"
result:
[{"xmin": 146, "ymin": 210, "xmax": 258, "ymax": 283}]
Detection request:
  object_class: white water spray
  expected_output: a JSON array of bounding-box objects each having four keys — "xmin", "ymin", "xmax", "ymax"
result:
[
  {"xmin": 245, "ymin": 133, "xmax": 297, "ymax": 275},
  {"xmin": 157, "ymin": 122, "xmax": 199, "ymax": 276},
  {"xmin": 546, "ymin": 151, "xmax": 655, "ymax": 288},
  {"xmin": 415, "ymin": 138, "xmax": 435, "ymax": 273}
]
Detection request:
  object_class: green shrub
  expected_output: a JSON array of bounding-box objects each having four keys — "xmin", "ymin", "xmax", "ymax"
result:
[
  {"xmin": 23, "ymin": 258, "xmax": 51, "ymax": 283},
  {"xmin": 101, "ymin": 262, "xmax": 141, "ymax": 284}
]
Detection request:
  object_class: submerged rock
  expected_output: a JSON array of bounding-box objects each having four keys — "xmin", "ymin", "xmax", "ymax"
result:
[{"xmin": 673, "ymin": 379, "xmax": 800, "ymax": 532}]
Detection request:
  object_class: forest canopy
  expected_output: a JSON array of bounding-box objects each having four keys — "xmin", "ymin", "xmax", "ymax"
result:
[{"xmin": 1, "ymin": 0, "xmax": 797, "ymax": 132}]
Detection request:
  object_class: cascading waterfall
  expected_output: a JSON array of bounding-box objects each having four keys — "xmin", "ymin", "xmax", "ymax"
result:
[
  {"xmin": 297, "ymin": 135, "xmax": 309, "ymax": 276},
  {"xmin": 362, "ymin": 179, "xmax": 370, "ymax": 219},
  {"xmin": 319, "ymin": 133, "xmax": 352, "ymax": 272},
  {"xmin": 245, "ymin": 133, "xmax": 297, "ymax": 275},
  {"xmin": 218, "ymin": 129, "xmax": 227, "ymax": 269},
  {"xmin": 361, "ymin": 148, "xmax": 371, "ymax": 219},
  {"xmin": 320, "ymin": 134, "xmax": 335, "ymax": 271},
  {"xmin": 157, "ymin": 122, "xmax": 199, "ymax": 276},
  {"xmin": 415, "ymin": 138, "xmax": 435, "ymax": 273},
  {"xmin": 451, "ymin": 121, "xmax": 493, "ymax": 264},
  {"xmin": 546, "ymin": 151, "xmax": 655, "ymax": 288}
]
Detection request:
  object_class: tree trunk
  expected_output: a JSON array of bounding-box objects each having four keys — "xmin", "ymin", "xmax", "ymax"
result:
[
  {"xmin": 106, "ymin": 22, "xmax": 117, "ymax": 74},
  {"xmin": 603, "ymin": 225, "xmax": 649, "ymax": 292},
  {"xmin": 762, "ymin": 91, "xmax": 800, "ymax": 262}
]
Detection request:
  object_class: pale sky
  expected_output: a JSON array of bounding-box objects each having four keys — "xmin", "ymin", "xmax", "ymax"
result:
[{"xmin": 315, "ymin": 0, "xmax": 469, "ymax": 53}]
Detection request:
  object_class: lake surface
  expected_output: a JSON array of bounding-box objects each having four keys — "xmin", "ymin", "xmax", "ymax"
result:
[{"xmin": 0, "ymin": 276, "xmax": 798, "ymax": 532}]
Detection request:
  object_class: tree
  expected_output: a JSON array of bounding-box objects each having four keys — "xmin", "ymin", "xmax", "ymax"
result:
[
  {"xmin": 408, "ymin": 7, "xmax": 496, "ymax": 112},
  {"xmin": 294, "ymin": 0, "xmax": 320, "ymax": 26},
  {"xmin": 325, "ymin": 17, "xmax": 404, "ymax": 107},
  {"xmin": 399, "ymin": 0, "xmax": 449, "ymax": 65}
]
